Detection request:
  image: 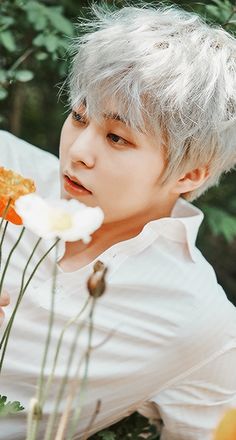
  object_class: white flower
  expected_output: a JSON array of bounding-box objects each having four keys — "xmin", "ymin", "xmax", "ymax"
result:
[{"xmin": 14, "ymin": 194, "xmax": 104, "ymax": 243}]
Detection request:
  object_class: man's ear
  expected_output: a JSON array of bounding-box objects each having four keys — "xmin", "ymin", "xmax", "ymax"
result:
[{"xmin": 173, "ymin": 165, "xmax": 210, "ymax": 196}]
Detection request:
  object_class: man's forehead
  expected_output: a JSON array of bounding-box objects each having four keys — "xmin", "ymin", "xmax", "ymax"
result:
[
  {"xmin": 81, "ymin": 98, "xmax": 127, "ymax": 124},
  {"xmin": 80, "ymin": 97, "xmax": 148, "ymax": 134}
]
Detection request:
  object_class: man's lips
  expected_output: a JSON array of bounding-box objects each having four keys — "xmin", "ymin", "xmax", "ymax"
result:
[{"xmin": 64, "ymin": 174, "xmax": 92, "ymax": 194}]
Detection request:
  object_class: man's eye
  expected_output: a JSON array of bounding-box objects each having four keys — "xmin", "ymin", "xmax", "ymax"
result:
[
  {"xmin": 107, "ymin": 133, "xmax": 128, "ymax": 146},
  {"xmin": 71, "ymin": 110, "xmax": 86, "ymax": 123}
]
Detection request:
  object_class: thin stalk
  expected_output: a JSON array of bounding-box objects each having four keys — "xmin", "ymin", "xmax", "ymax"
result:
[
  {"xmin": 22, "ymin": 238, "xmax": 60, "ymax": 294},
  {"xmin": 54, "ymin": 354, "xmax": 86, "ymax": 440},
  {"xmin": 42, "ymin": 297, "xmax": 90, "ymax": 407},
  {"xmin": 0, "ymin": 220, "xmax": 8, "ymax": 271},
  {"xmin": 43, "ymin": 308, "xmax": 89, "ymax": 440},
  {"xmin": 66, "ymin": 297, "xmax": 96, "ymax": 440},
  {"xmin": 0, "ymin": 237, "xmax": 42, "ymax": 350},
  {"xmin": 81, "ymin": 399, "xmax": 101, "ymax": 440},
  {"xmin": 0, "ymin": 237, "xmax": 58, "ymax": 373},
  {"xmin": 0, "ymin": 226, "xmax": 25, "ymax": 297},
  {"xmin": 0, "ymin": 198, "xmax": 13, "ymax": 270},
  {"xmin": 28, "ymin": 239, "xmax": 60, "ymax": 440},
  {"xmin": 0, "ymin": 238, "xmax": 42, "ymax": 372},
  {"xmin": 0, "ymin": 198, "xmax": 11, "ymax": 234}
]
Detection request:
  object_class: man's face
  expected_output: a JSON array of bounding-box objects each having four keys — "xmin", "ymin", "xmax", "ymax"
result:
[{"xmin": 59, "ymin": 102, "xmax": 177, "ymax": 224}]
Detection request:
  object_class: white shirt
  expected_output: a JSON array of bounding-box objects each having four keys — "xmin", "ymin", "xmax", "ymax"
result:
[{"xmin": 0, "ymin": 130, "xmax": 236, "ymax": 440}]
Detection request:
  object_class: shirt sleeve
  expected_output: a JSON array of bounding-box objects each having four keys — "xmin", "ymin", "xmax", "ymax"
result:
[{"xmin": 148, "ymin": 343, "xmax": 236, "ymax": 440}]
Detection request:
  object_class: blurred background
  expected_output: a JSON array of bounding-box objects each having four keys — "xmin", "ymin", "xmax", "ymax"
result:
[{"xmin": 0, "ymin": 1, "xmax": 235, "ymax": 438}]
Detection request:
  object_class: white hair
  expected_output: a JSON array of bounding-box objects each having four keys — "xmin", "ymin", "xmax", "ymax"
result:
[{"xmin": 68, "ymin": 2, "xmax": 236, "ymax": 201}]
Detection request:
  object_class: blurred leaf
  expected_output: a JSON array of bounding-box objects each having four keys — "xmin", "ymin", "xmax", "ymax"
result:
[
  {"xmin": 33, "ymin": 14, "xmax": 47, "ymax": 31},
  {"xmin": 0, "ymin": 70, "xmax": 7, "ymax": 83},
  {"xmin": 0, "ymin": 16, "xmax": 15, "ymax": 30},
  {"xmin": 212, "ymin": 0, "xmax": 232, "ymax": 8},
  {"xmin": 23, "ymin": 0, "xmax": 45, "ymax": 26},
  {"xmin": 202, "ymin": 206, "xmax": 236, "ymax": 242},
  {"xmin": 44, "ymin": 34, "xmax": 59, "ymax": 52},
  {"xmin": 0, "ymin": 30, "xmax": 16, "ymax": 52},
  {"xmin": 33, "ymin": 33, "xmax": 61, "ymax": 53},
  {"xmin": 15, "ymin": 70, "xmax": 34, "ymax": 82},
  {"xmin": 32, "ymin": 33, "xmax": 45, "ymax": 48},
  {"xmin": 0, "ymin": 88, "xmax": 8, "ymax": 100},
  {"xmin": 45, "ymin": 8, "xmax": 74, "ymax": 36},
  {"xmin": 0, "ymin": 395, "xmax": 24, "ymax": 417},
  {"xmin": 35, "ymin": 51, "xmax": 48, "ymax": 61}
]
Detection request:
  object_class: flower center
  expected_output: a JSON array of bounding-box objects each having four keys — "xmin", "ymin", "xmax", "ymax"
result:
[{"xmin": 50, "ymin": 213, "xmax": 73, "ymax": 231}]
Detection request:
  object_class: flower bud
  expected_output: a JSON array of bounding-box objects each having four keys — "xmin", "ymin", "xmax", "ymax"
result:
[{"xmin": 87, "ymin": 260, "xmax": 108, "ymax": 298}]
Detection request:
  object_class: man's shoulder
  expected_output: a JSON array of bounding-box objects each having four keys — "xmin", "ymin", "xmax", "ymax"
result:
[
  {"xmin": 0, "ymin": 130, "xmax": 59, "ymax": 166},
  {"xmin": 0, "ymin": 130, "xmax": 60, "ymax": 198}
]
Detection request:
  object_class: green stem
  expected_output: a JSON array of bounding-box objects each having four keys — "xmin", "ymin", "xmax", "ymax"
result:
[
  {"xmin": 10, "ymin": 48, "xmax": 34, "ymax": 72},
  {"xmin": 0, "ymin": 197, "xmax": 12, "ymax": 280},
  {"xmin": 28, "ymin": 239, "xmax": 60, "ymax": 440},
  {"xmin": 0, "ymin": 198, "xmax": 11, "ymax": 234},
  {"xmin": 43, "ymin": 300, "xmax": 90, "ymax": 440},
  {"xmin": 0, "ymin": 237, "xmax": 59, "ymax": 372},
  {"xmin": 0, "ymin": 220, "xmax": 8, "ymax": 271},
  {"xmin": 0, "ymin": 238, "xmax": 42, "ymax": 373},
  {"xmin": 66, "ymin": 297, "xmax": 96, "ymax": 440},
  {"xmin": 42, "ymin": 297, "xmax": 90, "ymax": 407},
  {"xmin": 0, "ymin": 226, "xmax": 25, "ymax": 297}
]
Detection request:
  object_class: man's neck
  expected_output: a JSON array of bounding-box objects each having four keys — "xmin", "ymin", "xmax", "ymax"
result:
[{"xmin": 64, "ymin": 197, "xmax": 177, "ymax": 260}]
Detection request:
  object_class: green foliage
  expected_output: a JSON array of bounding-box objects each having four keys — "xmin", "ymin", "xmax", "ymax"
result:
[
  {"xmin": 0, "ymin": 395, "xmax": 24, "ymax": 417},
  {"xmin": 90, "ymin": 412, "xmax": 160, "ymax": 440},
  {"xmin": 0, "ymin": 0, "xmax": 74, "ymax": 102},
  {"xmin": 201, "ymin": 206, "xmax": 236, "ymax": 242}
]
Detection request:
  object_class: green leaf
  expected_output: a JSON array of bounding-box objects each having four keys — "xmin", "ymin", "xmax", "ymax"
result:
[
  {"xmin": 0, "ymin": 395, "xmax": 24, "ymax": 417},
  {"xmin": 203, "ymin": 206, "xmax": 236, "ymax": 242},
  {"xmin": 212, "ymin": 0, "xmax": 232, "ymax": 9},
  {"xmin": 0, "ymin": 70, "xmax": 7, "ymax": 83},
  {"xmin": 33, "ymin": 15, "xmax": 47, "ymax": 31},
  {"xmin": 33, "ymin": 33, "xmax": 45, "ymax": 48},
  {"xmin": 0, "ymin": 31, "xmax": 16, "ymax": 52},
  {"xmin": 44, "ymin": 34, "xmax": 59, "ymax": 52},
  {"xmin": 0, "ymin": 16, "xmax": 15, "ymax": 30},
  {"xmin": 15, "ymin": 70, "xmax": 34, "ymax": 82},
  {"xmin": 35, "ymin": 51, "xmax": 48, "ymax": 61},
  {"xmin": 46, "ymin": 8, "xmax": 74, "ymax": 36},
  {"xmin": 0, "ymin": 88, "xmax": 8, "ymax": 100},
  {"xmin": 33, "ymin": 33, "xmax": 60, "ymax": 53},
  {"xmin": 24, "ymin": 1, "xmax": 45, "ymax": 26}
]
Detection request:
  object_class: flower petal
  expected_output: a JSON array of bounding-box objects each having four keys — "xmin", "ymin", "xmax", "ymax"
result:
[{"xmin": 15, "ymin": 194, "xmax": 104, "ymax": 241}]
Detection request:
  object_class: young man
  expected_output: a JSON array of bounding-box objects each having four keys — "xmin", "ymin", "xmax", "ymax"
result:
[{"xmin": 1, "ymin": 4, "xmax": 236, "ymax": 439}]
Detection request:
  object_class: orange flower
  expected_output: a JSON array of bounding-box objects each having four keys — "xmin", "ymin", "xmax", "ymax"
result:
[
  {"xmin": 0, "ymin": 167, "xmax": 36, "ymax": 225},
  {"xmin": 214, "ymin": 409, "xmax": 236, "ymax": 440}
]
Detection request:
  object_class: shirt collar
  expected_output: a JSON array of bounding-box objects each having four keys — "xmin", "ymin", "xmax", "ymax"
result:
[
  {"xmin": 57, "ymin": 198, "xmax": 204, "ymax": 268},
  {"xmin": 148, "ymin": 197, "xmax": 204, "ymax": 262}
]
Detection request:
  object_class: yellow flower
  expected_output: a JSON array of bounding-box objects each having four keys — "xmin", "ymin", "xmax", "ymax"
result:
[
  {"xmin": 0, "ymin": 167, "xmax": 35, "ymax": 225},
  {"xmin": 214, "ymin": 409, "xmax": 236, "ymax": 440}
]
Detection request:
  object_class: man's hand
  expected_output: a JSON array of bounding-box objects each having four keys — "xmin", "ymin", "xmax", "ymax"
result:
[{"xmin": 0, "ymin": 292, "xmax": 10, "ymax": 326}]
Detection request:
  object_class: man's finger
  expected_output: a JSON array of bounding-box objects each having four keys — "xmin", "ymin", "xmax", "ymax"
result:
[{"xmin": 0, "ymin": 291, "xmax": 10, "ymax": 307}]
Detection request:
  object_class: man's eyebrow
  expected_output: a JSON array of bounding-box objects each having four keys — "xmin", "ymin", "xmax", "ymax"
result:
[
  {"xmin": 81, "ymin": 99, "xmax": 137, "ymax": 129},
  {"xmin": 82, "ymin": 98, "xmax": 127, "ymax": 124},
  {"xmin": 102, "ymin": 112, "xmax": 127, "ymax": 124}
]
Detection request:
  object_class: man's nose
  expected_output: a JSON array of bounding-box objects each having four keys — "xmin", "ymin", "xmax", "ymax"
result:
[{"xmin": 70, "ymin": 126, "xmax": 97, "ymax": 168}]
